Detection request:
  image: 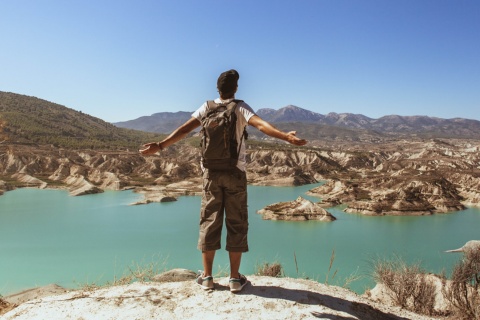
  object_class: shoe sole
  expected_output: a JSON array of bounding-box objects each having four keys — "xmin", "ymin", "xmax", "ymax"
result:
[
  {"xmin": 199, "ymin": 284, "xmax": 214, "ymax": 290},
  {"xmin": 229, "ymin": 281, "xmax": 247, "ymax": 293},
  {"xmin": 196, "ymin": 276, "xmax": 214, "ymax": 290}
]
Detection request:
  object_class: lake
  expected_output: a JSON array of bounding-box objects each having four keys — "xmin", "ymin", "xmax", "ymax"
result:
[{"xmin": 1, "ymin": 185, "xmax": 479, "ymax": 295}]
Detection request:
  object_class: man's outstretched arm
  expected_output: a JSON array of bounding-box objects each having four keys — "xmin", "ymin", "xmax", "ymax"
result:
[
  {"xmin": 139, "ymin": 117, "xmax": 201, "ymax": 155},
  {"xmin": 248, "ymin": 115, "xmax": 307, "ymax": 146}
]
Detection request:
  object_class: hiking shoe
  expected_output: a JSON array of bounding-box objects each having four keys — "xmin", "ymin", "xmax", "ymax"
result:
[
  {"xmin": 196, "ymin": 272, "xmax": 214, "ymax": 290},
  {"xmin": 229, "ymin": 274, "xmax": 247, "ymax": 293}
]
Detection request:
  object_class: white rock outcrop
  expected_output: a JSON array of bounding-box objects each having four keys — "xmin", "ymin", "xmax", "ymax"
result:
[{"xmin": 257, "ymin": 196, "xmax": 336, "ymax": 221}]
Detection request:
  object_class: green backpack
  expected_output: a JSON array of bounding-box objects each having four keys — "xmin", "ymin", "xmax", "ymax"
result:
[{"xmin": 200, "ymin": 99, "xmax": 247, "ymax": 171}]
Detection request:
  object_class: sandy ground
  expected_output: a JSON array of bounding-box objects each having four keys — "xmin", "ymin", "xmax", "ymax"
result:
[{"xmin": 1, "ymin": 275, "xmax": 440, "ymax": 320}]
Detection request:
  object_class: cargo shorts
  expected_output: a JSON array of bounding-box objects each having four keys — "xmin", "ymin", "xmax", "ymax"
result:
[{"xmin": 197, "ymin": 169, "xmax": 249, "ymax": 252}]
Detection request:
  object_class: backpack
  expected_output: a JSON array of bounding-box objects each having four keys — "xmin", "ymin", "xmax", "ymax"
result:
[{"xmin": 200, "ymin": 99, "xmax": 247, "ymax": 171}]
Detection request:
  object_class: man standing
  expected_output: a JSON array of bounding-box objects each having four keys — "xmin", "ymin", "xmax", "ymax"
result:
[{"xmin": 140, "ymin": 69, "xmax": 307, "ymax": 292}]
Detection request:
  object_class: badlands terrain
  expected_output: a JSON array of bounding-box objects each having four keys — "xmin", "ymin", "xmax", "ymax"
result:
[{"xmin": 1, "ymin": 138, "xmax": 479, "ymax": 216}]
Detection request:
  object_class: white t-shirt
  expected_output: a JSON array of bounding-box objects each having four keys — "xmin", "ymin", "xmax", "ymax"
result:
[{"xmin": 192, "ymin": 98, "xmax": 256, "ymax": 172}]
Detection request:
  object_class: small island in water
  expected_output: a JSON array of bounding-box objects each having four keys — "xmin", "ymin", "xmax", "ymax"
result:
[{"xmin": 257, "ymin": 196, "xmax": 336, "ymax": 221}]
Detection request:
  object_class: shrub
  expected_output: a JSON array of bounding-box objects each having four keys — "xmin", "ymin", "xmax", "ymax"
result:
[
  {"xmin": 373, "ymin": 256, "xmax": 436, "ymax": 316},
  {"xmin": 0, "ymin": 296, "xmax": 15, "ymax": 316},
  {"xmin": 256, "ymin": 262, "xmax": 284, "ymax": 277},
  {"xmin": 442, "ymin": 248, "xmax": 480, "ymax": 320}
]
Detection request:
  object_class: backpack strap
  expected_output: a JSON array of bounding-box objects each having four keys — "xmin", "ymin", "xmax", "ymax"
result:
[
  {"xmin": 204, "ymin": 99, "xmax": 240, "ymax": 117},
  {"xmin": 205, "ymin": 100, "xmax": 218, "ymax": 113}
]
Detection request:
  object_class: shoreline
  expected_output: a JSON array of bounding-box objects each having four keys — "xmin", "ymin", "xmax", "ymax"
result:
[{"xmin": 1, "ymin": 183, "xmax": 478, "ymax": 215}]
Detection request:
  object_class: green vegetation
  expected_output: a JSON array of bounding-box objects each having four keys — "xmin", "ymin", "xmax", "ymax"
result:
[{"xmin": 0, "ymin": 91, "xmax": 165, "ymax": 150}]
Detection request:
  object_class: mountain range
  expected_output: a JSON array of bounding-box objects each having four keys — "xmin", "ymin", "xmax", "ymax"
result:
[
  {"xmin": 114, "ymin": 105, "xmax": 480, "ymax": 140},
  {"xmin": 2, "ymin": 90, "xmax": 479, "ymax": 146}
]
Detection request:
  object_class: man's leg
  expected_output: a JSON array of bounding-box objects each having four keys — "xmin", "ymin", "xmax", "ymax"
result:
[
  {"xmin": 202, "ymin": 250, "xmax": 216, "ymax": 276},
  {"xmin": 224, "ymin": 170, "xmax": 248, "ymax": 280},
  {"xmin": 229, "ymin": 251, "xmax": 242, "ymax": 279},
  {"xmin": 198, "ymin": 170, "xmax": 222, "ymax": 276}
]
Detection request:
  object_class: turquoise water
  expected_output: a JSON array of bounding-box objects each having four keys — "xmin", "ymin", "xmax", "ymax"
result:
[{"xmin": 1, "ymin": 185, "xmax": 479, "ymax": 295}]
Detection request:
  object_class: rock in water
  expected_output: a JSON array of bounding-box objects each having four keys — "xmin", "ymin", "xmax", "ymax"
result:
[{"xmin": 257, "ymin": 196, "xmax": 336, "ymax": 221}]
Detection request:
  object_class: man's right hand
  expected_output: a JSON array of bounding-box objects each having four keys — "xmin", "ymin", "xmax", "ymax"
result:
[{"xmin": 139, "ymin": 142, "xmax": 162, "ymax": 155}]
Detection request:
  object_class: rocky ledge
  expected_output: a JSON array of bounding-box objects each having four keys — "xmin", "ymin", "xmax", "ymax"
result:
[
  {"xmin": 257, "ymin": 196, "xmax": 336, "ymax": 221},
  {"xmin": 1, "ymin": 273, "xmax": 436, "ymax": 320}
]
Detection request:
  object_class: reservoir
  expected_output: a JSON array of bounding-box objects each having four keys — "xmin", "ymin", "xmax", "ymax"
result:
[{"xmin": 1, "ymin": 185, "xmax": 479, "ymax": 295}]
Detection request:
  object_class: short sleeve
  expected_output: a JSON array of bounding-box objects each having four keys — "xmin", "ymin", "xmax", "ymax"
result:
[
  {"xmin": 192, "ymin": 102, "xmax": 208, "ymax": 121},
  {"xmin": 237, "ymin": 101, "xmax": 256, "ymax": 124}
]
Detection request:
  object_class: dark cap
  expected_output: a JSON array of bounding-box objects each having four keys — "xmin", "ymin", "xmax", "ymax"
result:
[{"xmin": 217, "ymin": 69, "xmax": 239, "ymax": 94}]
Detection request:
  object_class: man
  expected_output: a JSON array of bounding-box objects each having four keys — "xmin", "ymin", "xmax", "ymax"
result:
[{"xmin": 140, "ymin": 69, "xmax": 307, "ymax": 292}]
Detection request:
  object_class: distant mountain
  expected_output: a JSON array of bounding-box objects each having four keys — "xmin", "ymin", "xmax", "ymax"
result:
[
  {"xmin": 114, "ymin": 104, "xmax": 480, "ymax": 140},
  {"xmin": 114, "ymin": 111, "xmax": 192, "ymax": 133},
  {"xmin": 256, "ymin": 105, "xmax": 324, "ymax": 122},
  {"xmin": 0, "ymin": 91, "xmax": 162, "ymax": 149},
  {"xmin": 323, "ymin": 112, "xmax": 373, "ymax": 129}
]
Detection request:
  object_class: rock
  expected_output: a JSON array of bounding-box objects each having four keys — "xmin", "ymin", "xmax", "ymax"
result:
[
  {"xmin": 90, "ymin": 171, "xmax": 122, "ymax": 190},
  {"xmin": 130, "ymin": 186, "xmax": 178, "ymax": 205},
  {"xmin": 152, "ymin": 268, "xmax": 197, "ymax": 282},
  {"xmin": 307, "ymin": 180, "xmax": 352, "ymax": 205},
  {"xmin": 257, "ymin": 196, "xmax": 336, "ymax": 221},
  {"xmin": 164, "ymin": 179, "xmax": 203, "ymax": 196},
  {"xmin": 250, "ymin": 177, "xmax": 298, "ymax": 186},
  {"xmin": 64, "ymin": 174, "xmax": 103, "ymax": 196},
  {"xmin": 247, "ymin": 150, "xmax": 318, "ymax": 186},
  {"xmin": 3, "ymin": 284, "xmax": 68, "ymax": 306},
  {"xmin": 48, "ymin": 163, "xmax": 70, "ymax": 181},
  {"xmin": 1, "ymin": 276, "xmax": 436, "ymax": 320},
  {"xmin": 312, "ymin": 176, "xmax": 467, "ymax": 216},
  {"xmin": 0, "ymin": 180, "xmax": 5, "ymax": 195},
  {"xmin": 445, "ymin": 240, "xmax": 480, "ymax": 253},
  {"xmin": 11, "ymin": 173, "xmax": 47, "ymax": 189}
]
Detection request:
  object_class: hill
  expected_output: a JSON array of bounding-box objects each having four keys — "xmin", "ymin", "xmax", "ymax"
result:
[
  {"xmin": 0, "ymin": 91, "xmax": 164, "ymax": 150},
  {"xmin": 115, "ymin": 104, "xmax": 480, "ymax": 140},
  {"xmin": 114, "ymin": 111, "xmax": 193, "ymax": 134}
]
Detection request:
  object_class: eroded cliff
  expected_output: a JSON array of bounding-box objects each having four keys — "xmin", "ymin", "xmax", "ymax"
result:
[{"xmin": 1, "ymin": 138, "xmax": 479, "ymax": 215}]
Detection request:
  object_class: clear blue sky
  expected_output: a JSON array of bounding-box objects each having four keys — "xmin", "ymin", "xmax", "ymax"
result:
[{"xmin": 1, "ymin": 0, "xmax": 479, "ymax": 122}]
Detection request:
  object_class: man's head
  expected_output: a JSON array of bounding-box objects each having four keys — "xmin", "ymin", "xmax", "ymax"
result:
[{"xmin": 217, "ymin": 69, "xmax": 239, "ymax": 99}]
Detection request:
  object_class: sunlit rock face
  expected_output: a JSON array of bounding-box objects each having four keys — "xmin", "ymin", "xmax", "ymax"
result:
[
  {"xmin": 1, "ymin": 139, "xmax": 479, "ymax": 214},
  {"xmin": 306, "ymin": 139, "xmax": 480, "ymax": 215},
  {"xmin": 257, "ymin": 196, "xmax": 336, "ymax": 221}
]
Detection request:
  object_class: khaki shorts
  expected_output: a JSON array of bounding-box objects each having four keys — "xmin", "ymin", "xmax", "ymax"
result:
[{"xmin": 197, "ymin": 169, "xmax": 249, "ymax": 252}]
